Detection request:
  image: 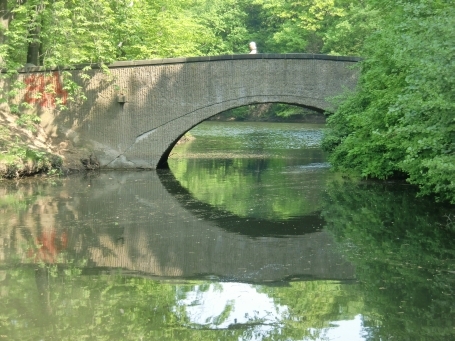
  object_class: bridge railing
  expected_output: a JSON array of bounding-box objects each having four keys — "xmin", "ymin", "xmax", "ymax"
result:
[{"xmin": 11, "ymin": 53, "xmax": 361, "ymax": 73}]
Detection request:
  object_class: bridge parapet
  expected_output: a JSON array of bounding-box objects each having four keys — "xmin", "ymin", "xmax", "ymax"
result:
[{"xmin": 12, "ymin": 53, "xmax": 360, "ymax": 73}]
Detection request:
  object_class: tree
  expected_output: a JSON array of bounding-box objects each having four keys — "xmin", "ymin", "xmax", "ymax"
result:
[
  {"xmin": 323, "ymin": 0, "xmax": 455, "ymax": 202},
  {"xmin": 251, "ymin": 0, "xmax": 349, "ymax": 53},
  {"xmin": 322, "ymin": 0, "xmax": 379, "ymax": 55}
]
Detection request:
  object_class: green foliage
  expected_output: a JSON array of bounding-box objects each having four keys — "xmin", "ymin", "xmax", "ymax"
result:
[
  {"xmin": 0, "ymin": 0, "xmax": 371, "ymax": 69},
  {"xmin": 221, "ymin": 105, "xmax": 251, "ymax": 120},
  {"xmin": 0, "ymin": 125, "xmax": 62, "ymax": 178},
  {"xmin": 15, "ymin": 113, "xmax": 41, "ymax": 131},
  {"xmin": 259, "ymin": 280, "xmax": 363, "ymax": 339},
  {"xmin": 216, "ymin": 104, "xmax": 323, "ymax": 122},
  {"xmin": 7, "ymin": 0, "xmax": 452, "ymax": 195},
  {"xmin": 0, "ymin": 0, "xmax": 373, "ymax": 112},
  {"xmin": 323, "ymin": 0, "xmax": 455, "ymax": 202},
  {"xmin": 322, "ymin": 0, "xmax": 380, "ymax": 55},
  {"xmin": 192, "ymin": 0, "xmax": 252, "ymax": 54},
  {"xmin": 118, "ymin": 0, "xmax": 215, "ymax": 59},
  {"xmin": 273, "ymin": 103, "xmax": 314, "ymax": 118},
  {"xmin": 250, "ymin": 0, "xmax": 375, "ymax": 54},
  {"xmin": 61, "ymin": 72, "xmax": 87, "ymax": 106}
]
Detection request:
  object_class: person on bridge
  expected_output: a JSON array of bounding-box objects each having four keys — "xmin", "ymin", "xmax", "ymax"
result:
[{"xmin": 249, "ymin": 42, "xmax": 257, "ymax": 54}]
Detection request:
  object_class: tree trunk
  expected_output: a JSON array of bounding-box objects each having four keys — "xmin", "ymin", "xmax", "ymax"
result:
[
  {"xmin": 27, "ymin": 3, "xmax": 44, "ymax": 66},
  {"xmin": 26, "ymin": 24, "xmax": 41, "ymax": 65}
]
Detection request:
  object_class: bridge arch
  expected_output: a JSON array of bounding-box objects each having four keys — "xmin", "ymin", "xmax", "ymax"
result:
[
  {"xmin": 14, "ymin": 54, "xmax": 359, "ymax": 169},
  {"xmin": 157, "ymin": 99, "xmax": 324, "ymax": 168}
]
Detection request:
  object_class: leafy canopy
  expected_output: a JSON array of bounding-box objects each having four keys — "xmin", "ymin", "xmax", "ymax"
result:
[{"xmin": 323, "ymin": 0, "xmax": 455, "ymax": 202}]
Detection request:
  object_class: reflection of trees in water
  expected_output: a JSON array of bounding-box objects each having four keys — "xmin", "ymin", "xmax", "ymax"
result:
[
  {"xmin": 169, "ymin": 156, "xmax": 329, "ymax": 219},
  {"xmin": 158, "ymin": 168, "xmax": 327, "ymax": 237},
  {"xmin": 0, "ymin": 177, "xmax": 187, "ymax": 339},
  {"xmin": 169, "ymin": 121, "xmax": 328, "ymax": 220},
  {"xmin": 0, "ymin": 173, "xmax": 360, "ymax": 340},
  {"xmin": 2, "ymin": 175, "xmax": 454, "ymax": 339},
  {"xmin": 258, "ymin": 280, "xmax": 363, "ymax": 340},
  {"xmin": 0, "ymin": 265, "xmax": 186, "ymax": 340},
  {"xmin": 0, "ymin": 180, "xmax": 77, "ymax": 265},
  {"xmin": 0, "ymin": 265, "xmax": 363, "ymax": 341},
  {"xmin": 322, "ymin": 180, "xmax": 455, "ymax": 341}
]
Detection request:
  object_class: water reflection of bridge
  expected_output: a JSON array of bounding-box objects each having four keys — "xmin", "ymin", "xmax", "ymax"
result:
[{"xmin": 0, "ymin": 171, "xmax": 355, "ymax": 282}]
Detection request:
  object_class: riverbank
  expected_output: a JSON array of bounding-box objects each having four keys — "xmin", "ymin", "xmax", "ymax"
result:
[
  {"xmin": 0, "ymin": 106, "xmax": 91, "ymax": 179},
  {"xmin": 0, "ymin": 109, "xmax": 57, "ymax": 178}
]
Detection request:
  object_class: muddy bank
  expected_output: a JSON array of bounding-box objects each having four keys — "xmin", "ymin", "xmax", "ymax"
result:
[{"xmin": 176, "ymin": 133, "xmax": 196, "ymax": 145}]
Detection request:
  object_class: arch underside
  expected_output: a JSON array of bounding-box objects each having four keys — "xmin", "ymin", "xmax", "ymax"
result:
[
  {"xmin": 158, "ymin": 98, "xmax": 325, "ymax": 168},
  {"xmin": 153, "ymin": 95, "xmax": 329, "ymax": 168}
]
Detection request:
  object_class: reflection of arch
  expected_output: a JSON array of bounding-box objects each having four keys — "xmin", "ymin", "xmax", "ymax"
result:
[
  {"xmin": 0, "ymin": 171, "xmax": 355, "ymax": 282},
  {"xmin": 157, "ymin": 169, "xmax": 325, "ymax": 237}
]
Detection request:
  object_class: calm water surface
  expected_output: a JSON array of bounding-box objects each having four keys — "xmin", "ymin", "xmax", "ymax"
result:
[{"xmin": 0, "ymin": 121, "xmax": 454, "ymax": 340}]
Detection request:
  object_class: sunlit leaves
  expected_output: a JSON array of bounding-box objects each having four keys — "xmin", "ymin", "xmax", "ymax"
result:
[{"xmin": 323, "ymin": 0, "xmax": 455, "ymax": 202}]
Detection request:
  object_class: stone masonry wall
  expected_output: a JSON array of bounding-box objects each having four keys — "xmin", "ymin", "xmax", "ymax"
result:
[{"xmin": 7, "ymin": 54, "xmax": 359, "ymax": 169}]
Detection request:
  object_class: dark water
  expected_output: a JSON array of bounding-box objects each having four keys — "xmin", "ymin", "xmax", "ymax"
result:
[{"xmin": 0, "ymin": 122, "xmax": 454, "ymax": 340}]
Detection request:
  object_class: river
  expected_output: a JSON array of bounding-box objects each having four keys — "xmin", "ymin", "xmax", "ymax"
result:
[{"xmin": 0, "ymin": 121, "xmax": 454, "ymax": 340}]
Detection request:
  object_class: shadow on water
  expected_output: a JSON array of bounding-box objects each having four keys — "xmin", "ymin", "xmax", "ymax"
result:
[{"xmin": 156, "ymin": 168, "xmax": 325, "ymax": 238}]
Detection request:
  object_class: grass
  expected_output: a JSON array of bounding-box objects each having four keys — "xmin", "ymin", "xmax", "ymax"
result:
[{"xmin": 0, "ymin": 125, "xmax": 62, "ymax": 179}]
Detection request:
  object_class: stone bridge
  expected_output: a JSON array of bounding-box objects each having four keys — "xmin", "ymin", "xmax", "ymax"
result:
[{"xmin": 12, "ymin": 54, "xmax": 359, "ymax": 168}]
